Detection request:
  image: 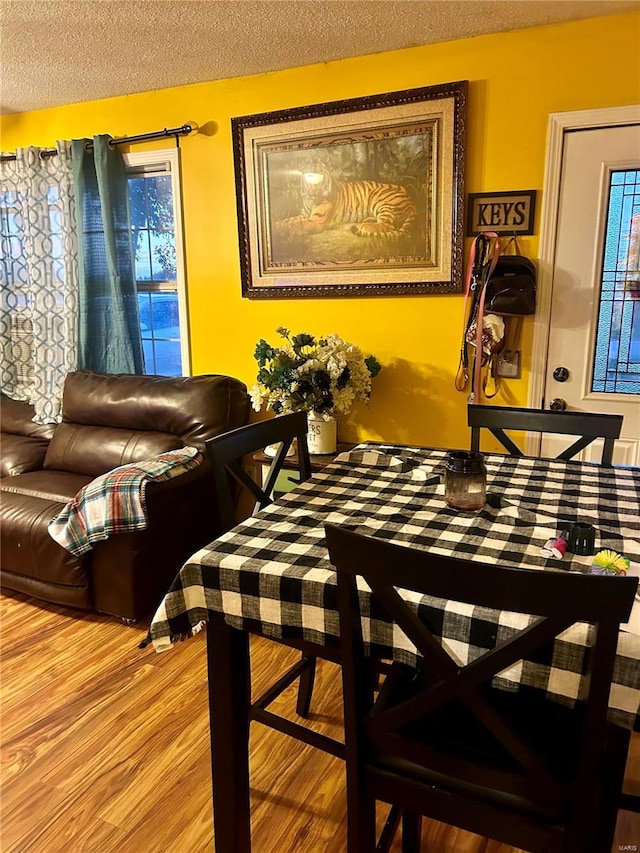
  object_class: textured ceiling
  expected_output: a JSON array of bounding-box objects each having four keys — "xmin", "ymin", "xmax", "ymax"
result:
[{"xmin": 1, "ymin": 0, "xmax": 639, "ymax": 116}]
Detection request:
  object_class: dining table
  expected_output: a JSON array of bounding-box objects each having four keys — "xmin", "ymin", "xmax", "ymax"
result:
[{"xmin": 147, "ymin": 443, "xmax": 640, "ymax": 853}]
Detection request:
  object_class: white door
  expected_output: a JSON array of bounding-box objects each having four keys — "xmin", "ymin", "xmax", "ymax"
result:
[{"xmin": 541, "ymin": 123, "xmax": 640, "ymax": 465}]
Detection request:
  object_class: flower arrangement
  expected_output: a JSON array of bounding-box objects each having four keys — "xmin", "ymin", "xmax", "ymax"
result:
[{"xmin": 250, "ymin": 327, "xmax": 381, "ymax": 419}]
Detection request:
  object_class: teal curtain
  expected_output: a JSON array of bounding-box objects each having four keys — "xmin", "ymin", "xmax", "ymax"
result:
[{"xmin": 72, "ymin": 135, "xmax": 144, "ymax": 374}]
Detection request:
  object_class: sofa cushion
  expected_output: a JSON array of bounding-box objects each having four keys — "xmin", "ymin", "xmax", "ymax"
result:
[
  {"xmin": 43, "ymin": 423, "xmax": 182, "ymax": 477},
  {"xmin": 60, "ymin": 371, "xmax": 250, "ymax": 450},
  {"xmin": 0, "ymin": 470, "xmax": 92, "ymax": 503},
  {"xmin": 1, "ymin": 433, "xmax": 51, "ymax": 477}
]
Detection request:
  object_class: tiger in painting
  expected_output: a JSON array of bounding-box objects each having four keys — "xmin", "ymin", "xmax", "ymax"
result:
[{"xmin": 273, "ymin": 163, "xmax": 418, "ymax": 244}]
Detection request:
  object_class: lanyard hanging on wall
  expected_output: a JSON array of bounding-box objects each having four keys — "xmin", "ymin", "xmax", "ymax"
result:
[{"xmin": 455, "ymin": 232, "xmax": 501, "ymax": 402}]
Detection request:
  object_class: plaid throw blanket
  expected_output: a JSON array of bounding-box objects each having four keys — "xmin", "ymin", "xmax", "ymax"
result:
[{"xmin": 48, "ymin": 447, "xmax": 202, "ymax": 556}]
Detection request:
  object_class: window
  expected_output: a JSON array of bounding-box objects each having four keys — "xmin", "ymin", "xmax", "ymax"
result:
[
  {"xmin": 591, "ymin": 169, "xmax": 639, "ymax": 395},
  {"xmin": 125, "ymin": 149, "xmax": 190, "ymax": 376}
]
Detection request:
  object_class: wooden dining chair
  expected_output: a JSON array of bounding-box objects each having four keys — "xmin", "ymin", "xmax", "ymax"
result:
[
  {"xmin": 326, "ymin": 522, "xmax": 636, "ymax": 853},
  {"xmin": 468, "ymin": 403, "xmax": 623, "ymax": 466},
  {"xmin": 205, "ymin": 411, "xmax": 317, "ymax": 719}
]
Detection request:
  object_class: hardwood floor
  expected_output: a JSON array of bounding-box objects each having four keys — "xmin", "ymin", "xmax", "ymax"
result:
[{"xmin": 2, "ymin": 590, "xmax": 639, "ymax": 852}]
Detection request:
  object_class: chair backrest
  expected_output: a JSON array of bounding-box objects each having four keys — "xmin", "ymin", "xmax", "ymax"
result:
[
  {"xmin": 326, "ymin": 522, "xmax": 636, "ymax": 849},
  {"xmin": 468, "ymin": 403, "xmax": 623, "ymax": 466},
  {"xmin": 205, "ymin": 411, "xmax": 312, "ymax": 533}
]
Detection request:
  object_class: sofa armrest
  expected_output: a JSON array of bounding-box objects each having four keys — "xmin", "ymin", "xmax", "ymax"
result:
[
  {"xmin": 1, "ymin": 433, "xmax": 51, "ymax": 477},
  {"xmin": 90, "ymin": 464, "xmax": 221, "ymax": 620},
  {"xmin": 48, "ymin": 447, "xmax": 203, "ymax": 556},
  {"xmin": 143, "ymin": 462, "xmax": 220, "ymax": 540}
]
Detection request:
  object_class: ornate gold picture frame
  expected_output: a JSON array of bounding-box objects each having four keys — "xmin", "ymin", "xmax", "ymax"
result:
[{"xmin": 232, "ymin": 80, "xmax": 467, "ymax": 299}]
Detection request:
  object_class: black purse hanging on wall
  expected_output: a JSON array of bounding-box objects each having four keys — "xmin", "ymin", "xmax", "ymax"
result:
[{"xmin": 484, "ymin": 238, "xmax": 537, "ymax": 316}]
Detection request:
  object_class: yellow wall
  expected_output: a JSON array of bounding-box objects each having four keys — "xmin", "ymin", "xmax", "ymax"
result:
[{"xmin": 2, "ymin": 12, "xmax": 639, "ymax": 447}]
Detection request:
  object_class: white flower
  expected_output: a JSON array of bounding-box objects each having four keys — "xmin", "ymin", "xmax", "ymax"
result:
[{"xmin": 249, "ymin": 383, "xmax": 264, "ymax": 412}]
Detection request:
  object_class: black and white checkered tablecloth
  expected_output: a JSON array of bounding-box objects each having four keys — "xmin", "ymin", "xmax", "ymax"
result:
[{"xmin": 149, "ymin": 445, "xmax": 640, "ymax": 729}]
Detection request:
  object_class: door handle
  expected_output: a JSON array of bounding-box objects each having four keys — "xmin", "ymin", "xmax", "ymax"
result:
[{"xmin": 549, "ymin": 398, "xmax": 567, "ymax": 411}]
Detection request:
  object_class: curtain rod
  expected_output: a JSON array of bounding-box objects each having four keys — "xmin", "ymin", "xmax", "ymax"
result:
[{"xmin": 0, "ymin": 123, "xmax": 194, "ymax": 163}]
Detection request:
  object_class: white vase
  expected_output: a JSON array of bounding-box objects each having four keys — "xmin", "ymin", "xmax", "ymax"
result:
[{"xmin": 307, "ymin": 412, "xmax": 337, "ymax": 455}]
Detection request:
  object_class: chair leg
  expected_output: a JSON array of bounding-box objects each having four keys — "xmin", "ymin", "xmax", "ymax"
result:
[
  {"xmin": 377, "ymin": 805, "xmax": 402, "ymax": 853},
  {"xmin": 593, "ymin": 729, "xmax": 634, "ymax": 852},
  {"xmin": 402, "ymin": 811, "xmax": 422, "ymax": 852},
  {"xmin": 296, "ymin": 654, "xmax": 316, "ymax": 717},
  {"xmin": 367, "ymin": 660, "xmax": 381, "ymax": 692},
  {"xmin": 346, "ymin": 788, "xmax": 377, "ymax": 852},
  {"xmin": 619, "ymin": 792, "xmax": 640, "ymax": 812}
]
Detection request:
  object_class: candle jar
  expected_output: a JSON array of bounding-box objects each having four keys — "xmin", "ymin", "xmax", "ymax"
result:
[
  {"xmin": 568, "ymin": 523, "xmax": 596, "ymax": 556},
  {"xmin": 444, "ymin": 451, "xmax": 487, "ymax": 511}
]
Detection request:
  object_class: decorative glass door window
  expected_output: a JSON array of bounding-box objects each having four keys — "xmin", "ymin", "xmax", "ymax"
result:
[{"xmin": 592, "ymin": 169, "xmax": 640, "ymax": 395}]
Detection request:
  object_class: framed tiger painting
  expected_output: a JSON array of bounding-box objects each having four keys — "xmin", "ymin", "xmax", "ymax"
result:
[{"xmin": 232, "ymin": 80, "xmax": 467, "ymax": 299}]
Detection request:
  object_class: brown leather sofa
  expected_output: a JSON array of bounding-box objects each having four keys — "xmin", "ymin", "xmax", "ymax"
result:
[{"xmin": 0, "ymin": 371, "xmax": 250, "ymax": 621}]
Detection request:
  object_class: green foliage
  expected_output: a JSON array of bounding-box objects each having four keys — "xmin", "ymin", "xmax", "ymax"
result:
[{"xmin": 365, "ymin": 355, "xmax": 382, "ymax": 378}]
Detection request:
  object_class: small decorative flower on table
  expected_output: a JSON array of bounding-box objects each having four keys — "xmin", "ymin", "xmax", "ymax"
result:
[
  {"xmin": 590, "ymin": 549, "xmax": 630, "ymax": 576},
  {"xmin": 250, "ymin": 327, "xmax": 381, "ymax": 454}
]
